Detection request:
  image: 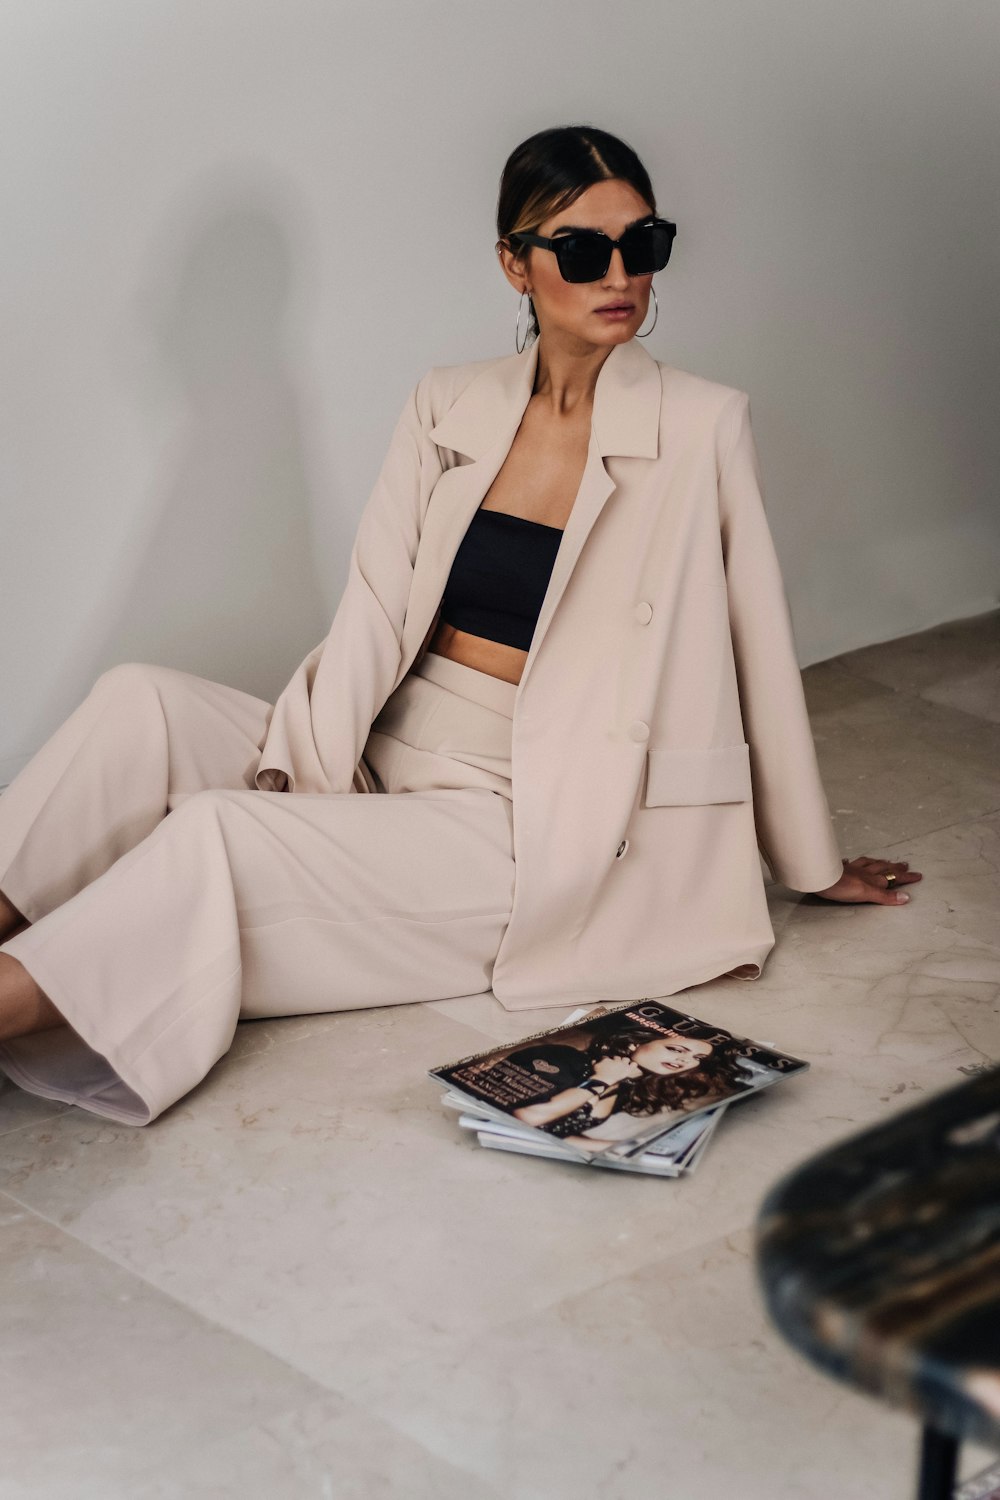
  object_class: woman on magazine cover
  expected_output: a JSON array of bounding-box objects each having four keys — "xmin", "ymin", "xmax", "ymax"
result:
[
  {"xmin": 0, "ymin": 124, "xmax": 921, "ymax": 1126},
  {"xmin": 507, "ymin": 1020, "xmax": 753, "ymax": 1142}
]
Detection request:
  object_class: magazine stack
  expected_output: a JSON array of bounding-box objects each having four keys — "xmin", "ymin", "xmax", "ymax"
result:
[{"xmin": 429, "ymin": 999, "xmax": 809, "ymax": 1176}]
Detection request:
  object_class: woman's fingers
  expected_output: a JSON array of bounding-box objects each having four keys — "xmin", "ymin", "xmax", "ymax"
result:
[
  {"xmin": 867, "ymin": 879, "xmax": 912, "ymax": 905},
  {"xmin": 845, "ymin": 855, "xmax": 910, "ymax": 873},
  {"xmin": 847, "ymin": 868, "xmax": 910, "ymax": 904},
  {"xmin": 847, "ymin": 856, "xmax": 921, "ymax": 881},
  {"xmin": 857, "ymin": 856, "xmax": 923, "ymax": 904},
  {"xmin": 825, "ymin": 854, "xmax": 924, "ymax": 905}
]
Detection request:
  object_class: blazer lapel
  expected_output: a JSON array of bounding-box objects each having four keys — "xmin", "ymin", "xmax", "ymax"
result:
[{"xmin": 395, "ymin": 336, "xmax": 662, "ymax": 696}]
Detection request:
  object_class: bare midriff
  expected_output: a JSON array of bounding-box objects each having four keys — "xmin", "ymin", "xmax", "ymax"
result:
[
  {"xmin": 423, "ymin": 390, "xmax": 593, "ymax": 688},
  {"xmin": 425, "ymin": 618, "xmax": 528, "ymax": 686}
]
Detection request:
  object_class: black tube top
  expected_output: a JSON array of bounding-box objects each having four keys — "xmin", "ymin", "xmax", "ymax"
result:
[{"xmin": 437, "ymin": 508, "xmax": 564, "ymax": 652}]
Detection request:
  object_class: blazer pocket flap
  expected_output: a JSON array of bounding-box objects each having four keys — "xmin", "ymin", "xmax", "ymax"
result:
[{"xmin": 643, "ymin": 743, "xmax": 752, "ymax": 807}]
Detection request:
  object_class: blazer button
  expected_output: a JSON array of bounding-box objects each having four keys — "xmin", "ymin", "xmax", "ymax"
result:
[
  {"xmin": 615, "ymin": 838, "xmax": 630, "ymax": 859},
  {"xmin": 634, "ymin": 601, "xmax": 653, "ymax": 625},
  {"xmin": 628, "ymin": 720, "xmax": 650, "ymax": 742}
]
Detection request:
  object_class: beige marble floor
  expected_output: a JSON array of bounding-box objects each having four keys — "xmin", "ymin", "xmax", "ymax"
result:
[{"xmin": 2, "ymin": 608, "xmax": 998, "ymax": 1499}]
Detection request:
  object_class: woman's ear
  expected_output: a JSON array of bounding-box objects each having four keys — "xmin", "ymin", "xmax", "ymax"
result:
[{"xmin": 497, "ymin": 236, "xmax": 531, "ymax": 287}]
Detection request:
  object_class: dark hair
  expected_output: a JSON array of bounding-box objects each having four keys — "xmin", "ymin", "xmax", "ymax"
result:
[
  {"xmin": 583, "ymin": 1023, "xmax": 754, "ymax": 1116},
  {"xmin": 496, "ymin": 125, "xmax": 657, "ymax": 344}
]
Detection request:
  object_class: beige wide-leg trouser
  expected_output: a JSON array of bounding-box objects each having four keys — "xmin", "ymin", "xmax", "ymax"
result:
[{"xmin": 0, "ymin": 651, "xmax": 517, "ymax": 1126}]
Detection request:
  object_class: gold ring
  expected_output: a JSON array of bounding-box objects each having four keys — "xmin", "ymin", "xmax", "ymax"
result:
[{"xmin": 884, "ymin": 872, "xmax": 897, "ymax": 886}]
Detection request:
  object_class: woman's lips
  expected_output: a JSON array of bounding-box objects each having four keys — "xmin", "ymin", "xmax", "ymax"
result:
[{"xmin": 595, "ymin": 305, "xmax": 634, "ymax": 319}]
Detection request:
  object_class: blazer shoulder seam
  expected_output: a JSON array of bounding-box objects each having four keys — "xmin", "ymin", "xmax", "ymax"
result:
[
  {"xmin": 657, "ymin": 361, "xmax": 746, "ymax": 404},
  {"xmin": 718, "ymin": 389, "xmax": 750, "ymax": 476},
  {"xmin": 657, "ymin": 364, "xmax": 748, "ymax": 448}
]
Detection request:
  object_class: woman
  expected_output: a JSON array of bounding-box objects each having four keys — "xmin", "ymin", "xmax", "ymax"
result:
[
  {"xmin": 0, "ymin": 124, "xmax": 921, "ymax": 1127},
  {"xmin": 508, "ymin": 1022, "xmax": 752, "ymax": 1143}
]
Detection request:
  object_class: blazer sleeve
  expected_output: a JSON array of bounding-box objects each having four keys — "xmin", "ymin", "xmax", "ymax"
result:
[
  {"xmin": 254, "ymin": 372, "xmax": 432, "ymax": 795},
  {"xmin": 717, "ymin": 391, "xmax": 844, "ymax": 893}
]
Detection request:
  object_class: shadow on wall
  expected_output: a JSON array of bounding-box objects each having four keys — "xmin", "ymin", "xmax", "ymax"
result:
[{"xmin": 22, "ymin": 186, "xmax": 330, "ymax": 759}]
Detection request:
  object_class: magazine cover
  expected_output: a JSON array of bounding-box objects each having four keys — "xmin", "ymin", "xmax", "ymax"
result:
[{"xmin": 429, "ymin": 999, "xmax": 808, "ymax": 1161}]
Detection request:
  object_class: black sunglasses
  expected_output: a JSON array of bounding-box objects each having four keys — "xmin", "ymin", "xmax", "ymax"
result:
[{"xmin": 508, "ymin": 216, "xmax": 676, "ymax": 283}]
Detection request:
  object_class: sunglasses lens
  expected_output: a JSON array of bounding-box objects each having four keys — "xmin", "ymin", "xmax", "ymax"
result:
[
  {"xmin": 555, "ymin": 222, "xmax": 675, "ymax": 282},
  {"xmin": 555, "ymin": 233, "xmax": 609, "ymax": 283},
  {"xmin": 622, "ymin": 222, "xmax": 675, "ymax": 274}
]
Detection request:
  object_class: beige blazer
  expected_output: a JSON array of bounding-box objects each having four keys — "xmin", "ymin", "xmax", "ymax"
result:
[{"xmin": 254, "ymin": 336, "xmax": 843, "ymax": 1008}]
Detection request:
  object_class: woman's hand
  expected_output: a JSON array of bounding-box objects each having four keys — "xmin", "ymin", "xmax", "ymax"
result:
[
  {"xmin": 513, "ymin": 1079, "xmax": 620, "ymax": 1128},
  {"xmin": 812, "ymin": 855, "xmax": 922, "ymax": 905},
  {"xmin": 590, "ymin": 1054, "xmax": 641, "ymax": 1086}
]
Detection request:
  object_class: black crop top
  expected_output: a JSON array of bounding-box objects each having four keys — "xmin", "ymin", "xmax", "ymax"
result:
[{"xmin": 438, "ymin": 508, "xmax": 564, "ymax": 652}]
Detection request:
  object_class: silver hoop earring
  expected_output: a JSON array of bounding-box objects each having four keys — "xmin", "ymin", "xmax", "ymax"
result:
[
  {"xmin": 515, "ymin": 290, "xmax": 533, "ymax": 353},
  {"xmin": 635, "ymin": 286, "xmax": 658, "ymax": 338}
]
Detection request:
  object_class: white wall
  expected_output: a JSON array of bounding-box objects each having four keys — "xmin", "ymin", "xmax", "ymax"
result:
[{"xmin": 2, "ymin": 0, "xmax": 998, "ymax": 784}]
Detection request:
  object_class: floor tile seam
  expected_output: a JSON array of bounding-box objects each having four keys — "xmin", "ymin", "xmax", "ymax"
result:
[
  {"xmin": 912, "ymin": 694, "xmax": 1000, "ymax": 733},
  {"xmin": 808, "ymin": 662, "xmax": 949, "ymax": 715},
  {"xmin": 397, "ymin": 1225, "xmax": 761, "ymax": 1373},
  {"xmin": 126, "ymin": 1420, "xmax": 505, "ymax": 1500},
  {"xmin": 809, "ymin": 702, "xmax": 1000, "ymax": 754},
  {"xmin": 810, "ymin": 660, "xmax": 900, "ymax": 696},
  {"xmin": 814, "ymin": 657, "xmax": 939, "ymax": 697},
  {"xmin": 124, "ymin": 1378, "xmax": 507, "ymax": 1500},
  {"xmin": 348, "ymin": 1235, "xmax": 778, "ymax": 1458},
  {"xmin": 0, "ymin": 1178, "xmax": 513, "ymax": 1486},
  {"xmin": 820, "ymin": 660, "xmax": 1000, "ymax": 730},
  {"xmin": 875, "ymin": 807, "xmax": 1000, "ymax": 850},
  {"xmin": 0, "ymin": 1183, "xmax": 55, "ymax": 1219},
  {"xmin": 0, "ymin": 1179, "xmax": 369, "ymax": 1397},
  {"xmin": 0, "ymin": 1103, "xmax": 72, "ymax": 1141}
]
